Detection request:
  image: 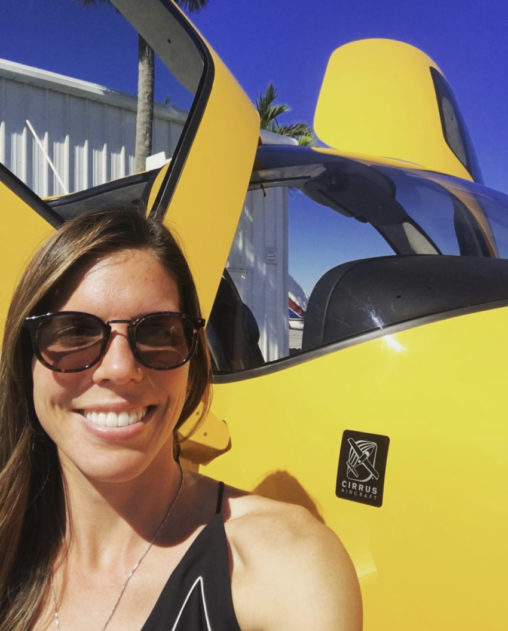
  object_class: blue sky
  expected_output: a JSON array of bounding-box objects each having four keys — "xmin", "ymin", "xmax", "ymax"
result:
[{"xmin": 1, "ymin": 0, "xmax": 507, "ymax": 194}]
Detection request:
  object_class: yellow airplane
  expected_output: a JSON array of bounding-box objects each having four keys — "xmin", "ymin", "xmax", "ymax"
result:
[{"xmin": 1, "ymin": 1, "xmax": 507, "ymax": 629}]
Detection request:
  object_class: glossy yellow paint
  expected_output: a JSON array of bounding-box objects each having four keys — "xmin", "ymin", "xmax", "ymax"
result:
[
  {"xmin": 157, "ymin": 53, "xmax": 259, "ymax": 320},
  {"xmin": 179, "ymin": 406, "xmax": 231, "ymax": 468},
  {"xmin": 314, "ymin": 39, "xmax": 472, "ymax": 180},
  {"xmin": 202, "ymin": 306, "xmax": 508, "ymax": 630},
  {"xmin": 0, "ymin": 185, "xmax": 54, "ymax": 341}
]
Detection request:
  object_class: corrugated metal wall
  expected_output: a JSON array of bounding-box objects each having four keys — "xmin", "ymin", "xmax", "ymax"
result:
[
  {"xmin": 0, "ymin": 59, "xmax": 186, "ymax": 197},
  {"xmin": 228, "ymin": 187, "xmax": 289, "ymax": 361}
]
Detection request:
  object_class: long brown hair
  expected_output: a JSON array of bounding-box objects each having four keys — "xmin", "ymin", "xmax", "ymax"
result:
[{"xmin": 0, "ymin": 208, "xmax": 211, "ymax": 629}]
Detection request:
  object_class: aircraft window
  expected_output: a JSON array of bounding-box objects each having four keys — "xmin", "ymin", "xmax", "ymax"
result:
[
  {"xmin": 46, "ymin": 170, "xmax": 159, "ymax": 221},
  {"xmin": 1, "ymin": 1, "xmax": 203, "ymax": 214},
  {"xmin": 430, "ymin": 68, "xmax": 482, "ymax": 182},
  {"xmin": 377, "ymin": 168, "xmax": 492, "ymax": 256},
  {"xmin": 209, "ymin": 153, "xmax": 508, "ymax": 376},
  {"xmin": 427, "ymin": 173, "xmax": 508, "ymax": 259},
  {"xmin": 208, "ymin": 181, "xmax": 393, "ymax": 372}
]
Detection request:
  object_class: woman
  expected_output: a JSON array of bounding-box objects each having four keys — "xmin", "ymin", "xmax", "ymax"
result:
[{"xmin": 0, "ymin": 208, "xmax": 361, "ymax": 631}]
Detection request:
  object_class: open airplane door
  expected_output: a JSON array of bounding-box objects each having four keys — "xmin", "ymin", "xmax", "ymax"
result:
[
  {"xmin": 111, "ymin": 0, "xmax": 259, "ymax": 318},
  {"xmin": 1, "ymin": 0, "xmax": 258, "ymax": 343}
]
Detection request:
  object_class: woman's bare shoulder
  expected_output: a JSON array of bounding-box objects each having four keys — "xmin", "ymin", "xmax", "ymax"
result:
[
  {"xmin": 225, "ymin": 488, "xmax": 328, "ymax": 543},
  {"xmin": 221, "ymin": 485, "xmax": 363, "ymax": 631}
]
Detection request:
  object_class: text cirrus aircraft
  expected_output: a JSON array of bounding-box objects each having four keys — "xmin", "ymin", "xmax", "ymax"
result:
[{"xmin": 1, "ymin": 1, "xmax": 507, "ymax": 629}]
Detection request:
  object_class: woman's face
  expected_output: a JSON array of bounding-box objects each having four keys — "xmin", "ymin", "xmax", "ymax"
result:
[{"xmin": 32, "ymin": 248, "xmax": 190, "ymax": 486}]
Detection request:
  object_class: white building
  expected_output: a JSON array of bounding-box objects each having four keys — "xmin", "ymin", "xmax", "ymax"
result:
[{"xmin": 0, "ymin": 58, "xmax": 186, "ymax": 197}]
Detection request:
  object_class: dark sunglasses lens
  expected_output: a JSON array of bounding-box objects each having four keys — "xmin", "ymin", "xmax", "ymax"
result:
[
  {"xmin": 134, "ymin": 315, "xmax": 193, "ymax": 369},
  {"xmin": 36, "ymin": 314, "xmax": 105, "ymax": 371}
]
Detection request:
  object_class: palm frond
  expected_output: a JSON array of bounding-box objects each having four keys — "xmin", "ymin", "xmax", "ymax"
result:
[
  {"xmin": 174, "ymin": 0, "xmax": 208, "ymax": 12},
  {"xmin": 296, "ymin": 133, "xmax": 314, "ymax": 147},
  {"xmin": 275, "ymin": 122, "xmax": 313, "ymax": 137},
  {"xmin": 256, "ymin": 83, "xmax": 314, "ymax": 144},
  {"xmin": 257, "ymin": 83, "xmax": 291, "ymax": 130}
]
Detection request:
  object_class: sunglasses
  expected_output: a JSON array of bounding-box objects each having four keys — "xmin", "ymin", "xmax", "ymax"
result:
[{"xmin": 24, "ymin": 311, "xmax": 205, "ymax": 373}]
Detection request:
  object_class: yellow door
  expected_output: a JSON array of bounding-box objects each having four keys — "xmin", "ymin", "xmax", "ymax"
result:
[{"xmin": 112, "ymin": 0, "xmax": 259, "ymax": 318}]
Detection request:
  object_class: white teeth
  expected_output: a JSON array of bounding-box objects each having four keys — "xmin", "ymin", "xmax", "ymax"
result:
[
  {"xmin": 117, "ymin": 412, "xmax": 130, "ymax": 427},
  {"xmin": 85, "ymin": 408, "xmax": 147, "ymax": 428}
]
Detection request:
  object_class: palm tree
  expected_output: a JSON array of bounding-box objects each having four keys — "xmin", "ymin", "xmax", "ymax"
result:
[
  {"xmin": 257, "ymin": 83, "xmax": 314, "ymax": 146},
  {"xmin": 76, "ymin": 0, "xmax": 208, "ymax": 171},
  {"xmin": 134, "ymin": 0, "xmax": 208, "ymax": 171}
]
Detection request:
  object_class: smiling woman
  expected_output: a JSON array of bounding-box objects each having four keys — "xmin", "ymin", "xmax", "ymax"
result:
[
  {"xmin": 31, "ymin": 247, "xmax": 195, "ymax": 488},
  {"xmin": 0, "ymin": 209, "xmax": 361, "ymax": 631}
]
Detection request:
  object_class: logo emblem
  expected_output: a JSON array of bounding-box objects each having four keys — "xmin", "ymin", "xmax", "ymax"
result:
[
  {"xmin": 346, "ymin": 438, "xmax": 379, "ymax": 482},
  {"xmin": 336, "ymin": 430, "xmax": 389, "ymax": 507}
]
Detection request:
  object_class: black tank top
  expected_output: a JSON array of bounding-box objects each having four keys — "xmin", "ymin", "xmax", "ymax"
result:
[{"xmin": 141, "ymin": 482, "xmax": 242, "ymax": 631}]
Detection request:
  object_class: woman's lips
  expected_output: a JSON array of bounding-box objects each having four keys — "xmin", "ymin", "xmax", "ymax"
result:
[{"xmin": 83, "ymin": 407, "xmax": 149, "ymax": 428}]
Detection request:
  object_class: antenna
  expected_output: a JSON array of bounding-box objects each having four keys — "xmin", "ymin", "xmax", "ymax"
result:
[{"xmin": 25, "ymin": 119, "xmax": 69, "ymax": 195}]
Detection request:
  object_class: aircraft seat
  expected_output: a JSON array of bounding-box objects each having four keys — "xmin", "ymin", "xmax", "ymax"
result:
[{"xmin": 302, "ymin": 254, "xmax": 508, "ymax": 350}]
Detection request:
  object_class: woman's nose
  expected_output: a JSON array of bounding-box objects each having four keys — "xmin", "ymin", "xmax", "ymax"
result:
[{"xmin": 92, "ymin": 329, "xmax": 143, "ymax": 384}]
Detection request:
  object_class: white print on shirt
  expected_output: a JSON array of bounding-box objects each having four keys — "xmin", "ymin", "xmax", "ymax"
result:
[{"xmin": 171, "ymin": 576, "xmax": 212, "ymax": 631}]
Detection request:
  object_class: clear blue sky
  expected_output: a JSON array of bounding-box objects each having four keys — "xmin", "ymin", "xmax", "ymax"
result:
[{"xmin": 1, "ymin": 0, "xmax": 507, "ymax": 194}]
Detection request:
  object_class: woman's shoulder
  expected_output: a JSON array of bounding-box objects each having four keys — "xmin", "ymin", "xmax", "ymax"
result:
[
  {"xmin": 206, "ymin": 478, "xmax": 362, "ymax": 631},
  {"xmin": 188, "ymin": 471, "xmax": 328, "ymax": 539},
  {"xmin": 188, "ymin": 473, "xmax": 354, "ymax": 567},
  {"xmin": 224, "ymin": 488, "xmax": 357, "ymax": 580},
  {"xmin": 225, "ymin": 488, "xmax": 332, "ymax": 548}
]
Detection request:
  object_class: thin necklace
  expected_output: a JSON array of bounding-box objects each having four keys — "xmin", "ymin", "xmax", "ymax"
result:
[{"xmin": 50, "ymin": 464, "xmax": 184, "ymax": 631}]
